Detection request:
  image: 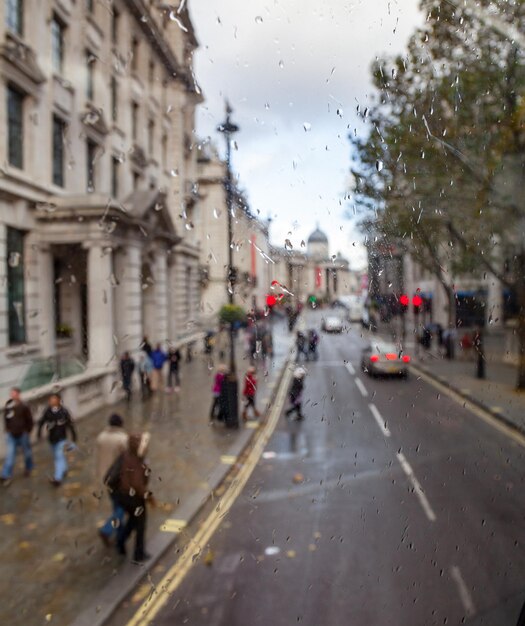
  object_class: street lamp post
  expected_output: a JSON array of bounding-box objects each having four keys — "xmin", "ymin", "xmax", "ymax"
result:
[{"xmin": 218, "ymin": 102, "xmax": 240, "ymax": 428}]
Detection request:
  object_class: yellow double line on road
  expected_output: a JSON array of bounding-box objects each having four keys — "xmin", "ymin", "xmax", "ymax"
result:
[{"xmin": 126, "ymin": 362, "xmax": 294, "ymax": 626}]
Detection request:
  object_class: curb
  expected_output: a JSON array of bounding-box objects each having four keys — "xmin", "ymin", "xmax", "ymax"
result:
[
  {"xmin": 411, "ymin": 361, "xmax": 525, "ymax": 439},
  {"xmin": 70, "ymin": 344, "xmax": 294, "ymax": 626}
]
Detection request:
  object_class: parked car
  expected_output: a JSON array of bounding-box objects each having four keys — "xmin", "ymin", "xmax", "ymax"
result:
[
  {"xmin": 361, "ymin": 340, "xmax": 410, "ymax": 378},
  {"xmin": 321, "ymin": 316, "xmax": 344, "ymax": 333}
]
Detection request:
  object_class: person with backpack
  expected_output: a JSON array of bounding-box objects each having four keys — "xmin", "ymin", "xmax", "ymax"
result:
[
  {"xmin": 96, "ymin": 414, "xmax": 128, "ymax": 547},
  {"xmin": 242, "ymin": 366, "xmax": 260, "ymax": 422},
  {"xmin": 37, "ymin": 393, "xmax": 77, "ymax": 487},
  {"xmin": 307, "ymin": 329, "xmax": 319, "ymax": 361},
  {"xmin": 285, "ymin": 367, "xmax": 306, "ymax": 421},
  {"xmin": 166, "ymin": 347, "xmax": 182, "ymax": 393},
  {"xmin": 150, "ymin": 344, "xmax": 167, "ymax": 391},
  {"xmin": 109, "ymin": 432, "xmax": 153, "ymax": 563}
]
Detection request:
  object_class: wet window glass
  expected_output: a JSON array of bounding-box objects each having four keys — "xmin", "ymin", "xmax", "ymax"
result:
[{"xmin": 2, "ymin": 2, "xmax": 525, "ymax": 626}]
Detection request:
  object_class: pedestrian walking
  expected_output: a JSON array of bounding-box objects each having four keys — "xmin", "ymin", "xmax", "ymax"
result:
[
  {"xmin": 112, "ymin": 433, "xmax": 154, "ymax": 563},
  {"xmin": 210, "ymin": 364, "xmax": 227, "ymax": 423},
  {"xmin": 138, "ymin": 351, "xmax": 153, "ymax": 399},
  {"xmin": 96, "ymin": 414, "xmax": 128, "ymax": 547},
  {"xmin": 1, "ymin": 387, "xmax": 34, "ymax": 486},
  {"xmin": 285, "ymin": 367, "xmax": 306, "ymax": 420},
  {"xmin": 296, "ymin": 330, "xmax": 307, "ymax": 362},
  {"xmin": 242, "ymin": 366, "xmax": 260, "ymax": 421},
  {"xmin": 141, "ymin": 336, "xmax": 152, "ymax": 357},
  {"xmin": 120, "ymin": 352, "xmax": 135, "ymax": 402},
  {"xmin": 37, "ymin": 393, "xmax": 77, "ymax": 487},
  {"xmin": 150, "ymin": 343, "xmax": 167, "ymax": 391},
  {"xmin": 307, "ymin": 329, "xmax": 319, "ymax": 361},
  {"xmin": 166, "ymin": 347, "xmax": 182, "ymax": 393}
]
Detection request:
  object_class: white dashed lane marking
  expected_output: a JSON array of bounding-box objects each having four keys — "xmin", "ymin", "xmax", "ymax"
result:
[
  {"xmin": 450, "ymin": 565, "xmax": 476, "ymax": 618},
  {"xmin": 354, "ymin": 377, "xmax": 368, "ymax": 397},
  {"xmin": 345, "ymin": 362, "xmax": 355, "ymax": 375},
  {"xmin": 396, "ymin": 452, "xmax": 437, "ymax": 522},
  {"xmin": 368, "ymin": 403, "xmax": 391, "ymax": 437}
]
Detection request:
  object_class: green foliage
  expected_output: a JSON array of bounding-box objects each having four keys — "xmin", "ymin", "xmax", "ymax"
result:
[
  {"xmin": 218, "ymin": 304, "xmax": 247, "ymax": 325},
  {"xmin": 349, "ymin": 0, "xmax": 525, "ymax": 296}
]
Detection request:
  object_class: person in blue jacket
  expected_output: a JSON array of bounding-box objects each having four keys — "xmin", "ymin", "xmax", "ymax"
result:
[{"xmin": 150, "ymin": 344, "xmax": 167, "ymax": 391}]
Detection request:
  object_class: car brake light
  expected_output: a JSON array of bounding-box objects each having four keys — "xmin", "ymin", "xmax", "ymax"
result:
[
  {"xmin": 370, "ymin": 355, "xmax": 379, "ymax": 363},
  {"xmin": 385, "ymin": 353, "xmax": 397, "ymax": 360},
  {"xmin": 402, "ymin": 355, "xmax": 411, "ymax": 363}
]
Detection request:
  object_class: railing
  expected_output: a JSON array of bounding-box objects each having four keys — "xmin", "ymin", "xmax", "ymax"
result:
[{"xmin": 19, "ymin": 356, "xmax": 87, "ymax": 392}]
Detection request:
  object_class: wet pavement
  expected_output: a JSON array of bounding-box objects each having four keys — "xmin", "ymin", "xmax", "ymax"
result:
[
  {"xmin": 0, "ymin": 319, "xmax": 290, "ymax": 626},
  {"xmin": 116, "ymin": 310, "xmax": 525, "ymax": 626}
]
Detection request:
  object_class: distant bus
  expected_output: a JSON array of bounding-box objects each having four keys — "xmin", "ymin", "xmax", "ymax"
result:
[{"xmin": 333, "ymin": 295, "xmax": 364, "ymax": 323}]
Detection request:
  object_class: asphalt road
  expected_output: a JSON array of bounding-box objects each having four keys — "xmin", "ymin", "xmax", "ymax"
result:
[{"xmin": 121, "ymin": 310, "xmax": 525, "ymax": 626}]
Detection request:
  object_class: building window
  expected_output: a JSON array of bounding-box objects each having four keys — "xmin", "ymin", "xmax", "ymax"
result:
[
  {"xmin": 110, "ymin": 76, "xmax": 118, "ymax": 122},
  {"xmin": 161, "ymin": 133, "xmax": 167, "ymax": 168},
  {"xmin": 131, "ymin": 36, "xmax": 139, "ymax": 73},
  {"xmin": 111, "ymin": 157, "xmax": 119, "ymax": 198},
  {"xmin": 86, "ymin": 51, "xmax": 95, "ymax": 101},
  {"xmin": 148, "ymin": 59, "xmax": 155, "ymax": 85},
  {"xmin": 6, "ymin": 0, "xmax": 23, "ymax": 36},
  {"xmin": 7, "ymin": 227, "xmax": 26, "ymax": 345},
  {"xmin": 51, "ymin": 15, "xmax": 65, "ymax": 75},
  {"xmin": 52, "ymin": 115, "xmax": 66, "ymax": 187},
  {"xmin": 131, "ymin": 102, "xmax": 138, "ymax": 140},
  {"xmin": 7, "ymin": 86, "xmax": 23, "ymax": 169},
  {"xmin": 148, "ymin": 119, "xmax": 154, "ymax": 156},
  {"xmin": 111, "ymin": 9, "xmax": 119, "ymax": 44},
  {"xmin": 86, "ymin": 139, "xmax": 97, "ymax": 192}
]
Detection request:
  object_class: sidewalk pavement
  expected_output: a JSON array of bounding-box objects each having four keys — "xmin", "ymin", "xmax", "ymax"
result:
[
  {"xmin": 370, "ymin": 322, "xmax": 525, "ymax": 435},
  {"xmin": 0, "ymin": 319, "xmax": 293, "ymax": 626}
]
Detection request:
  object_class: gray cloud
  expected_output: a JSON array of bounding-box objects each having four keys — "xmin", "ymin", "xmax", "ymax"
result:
[{"xmin": 190, "ymin": 0, "xmax": 423, "ymax": 268}]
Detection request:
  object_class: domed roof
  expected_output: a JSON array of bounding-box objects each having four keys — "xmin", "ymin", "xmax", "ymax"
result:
[{"xmin": 308, "ymin": 227, "xmax": 328, "ymax": 244}]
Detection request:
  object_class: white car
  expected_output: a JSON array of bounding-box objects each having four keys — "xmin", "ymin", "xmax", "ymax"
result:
[
  {"xmin": 322, "ymin": 316, "xmax": 344, "ymax": 333},
  {"xmin": 361, "ymin": 340, "xmax": 410, "ymax": 377}
]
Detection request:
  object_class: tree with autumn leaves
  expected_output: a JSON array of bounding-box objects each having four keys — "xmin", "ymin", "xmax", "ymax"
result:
[{"xmin": 350, "ymin": 0, "xmax": 525, "ymax": 388}]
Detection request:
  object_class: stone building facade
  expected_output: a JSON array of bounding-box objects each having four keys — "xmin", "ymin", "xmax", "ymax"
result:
[
  {"xmin": 0, "ymin": 0, "xmax": 202, "ymax": 409},
  {"xmin": 196, "ymin": 147, "xmax": 272, "ymax": 320},
  {"xmin": 272, "ymin": 227, "xmax": 358, "ymax": 302}
]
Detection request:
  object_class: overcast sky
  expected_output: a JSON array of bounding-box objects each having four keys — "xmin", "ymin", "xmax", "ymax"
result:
[{"xmin": 189, "ymin": 0, "xmax": 423, "ymax": 270}]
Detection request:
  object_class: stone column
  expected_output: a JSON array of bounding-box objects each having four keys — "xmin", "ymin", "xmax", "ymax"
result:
[
  {"xmin": 154, "ymin": 249, "xmax": 169, "ymax": 343},
  {"xmin": 167, "ymin": 255, "xmax": 178, "ymax": 341},
  {"xmin": 38, "ymin": 245, "xmax": 57, "ymax": 357},
  {"xmin": 86, "ymin": 243, "xmax": 115, "ymax": 367},
  {"xmin": 114, "ymin": 243, "xmax": 143, "ymax": 353}
]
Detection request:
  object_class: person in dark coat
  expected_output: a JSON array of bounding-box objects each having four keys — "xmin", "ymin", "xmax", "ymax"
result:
[
  {"xmin": 166, "ymin": 347, "xmax": 182, "ymax": 392},
  {"xmin": 1, "ymin": 387, "xmax": 34, "ymax": 485},
  {"xmin": 37, "ymin": 393, "xmax": 77, "ymax": 486},
  {"xmin": 285, "ymin": 367, "xmax": 306, "ymax": 420},
  {"xmin": 114, "ymin": 433, "xmax": 153, "ymax": 563},
  {"xmin": 120, "ymin": 352, "xmax": 135, "ymax": 402},
  {"xmin": 141, "ymin": 336, "xmax": 152, "ymax": 357}
]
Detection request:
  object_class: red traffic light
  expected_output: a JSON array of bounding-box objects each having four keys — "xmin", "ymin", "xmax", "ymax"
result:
[
  {"xmin": 399, "ymin": 294, "xmax": 409, "ymax": 307},
  {"xmin": 412, "ymin": 295, "xmax": 423, "ymax": 307},
  {"xmin": 266, "ymin": 294, "xmax": 277, "ymax": 307}
]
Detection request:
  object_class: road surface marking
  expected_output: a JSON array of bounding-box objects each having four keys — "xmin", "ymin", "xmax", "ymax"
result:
[
  {"xmin": 450, "ymin": 565, "xmax": 476, "ymax": 618},
  {"xmin": 369, "ymin": 403, "xmax": 391, "ymax": 437},
  {"xmin": 396, "ymin": 452, "xmax": 436, "ymax": 522},
  {"xmin": 160, "ymin": 519, "xmax": 187, "ymax": 533},
  {"xmin": 220, "ymin": 455, "xmax": 237, "ymax": 465},
  {"xmin": 354, "ymin": 377, "xmax": 368, "ymax": 397},
  {"xmin": 345, "ymin": 362, "xmax": 355, "ymax": 375},
  {"xmin": 126, "ymin": 361, "xmax": 294, "ymax": 626},
  {"xmin": 411, "ymin": 364, "xmax": 525, "ymax": 449}
]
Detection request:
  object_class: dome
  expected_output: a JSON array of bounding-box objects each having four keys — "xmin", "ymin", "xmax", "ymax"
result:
[{"xmin": 308, "ymin": 228, "xmax": 328, "ymax": 244}]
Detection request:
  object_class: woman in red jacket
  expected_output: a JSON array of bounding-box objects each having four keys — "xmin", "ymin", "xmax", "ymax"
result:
[{"xmin": 242, "ymin": 366, "xmax": 260, "ymax": 422}]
